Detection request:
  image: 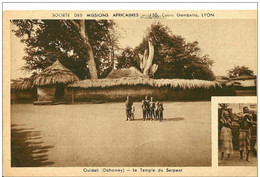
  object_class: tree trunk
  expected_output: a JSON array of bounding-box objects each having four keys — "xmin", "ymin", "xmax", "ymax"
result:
[
  {"xmin": 139, "ymin": 49, "xmax": 148, "ymax": 72},
  {"xmin": 79, "ymin": 20, "xmax": 98, "ymax": 79},
  {"xmin": 143, "ymin": 40, "xmax": 154, "ymax": 76},
  {"xmin": 110, "ymin": 46, "xmax": 116, "ymax": 70}
]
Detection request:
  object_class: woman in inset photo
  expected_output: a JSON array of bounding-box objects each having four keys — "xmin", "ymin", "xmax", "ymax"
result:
[{"xmin": 220, "ymin": 110, "xmax": 233, "ymax": 160}]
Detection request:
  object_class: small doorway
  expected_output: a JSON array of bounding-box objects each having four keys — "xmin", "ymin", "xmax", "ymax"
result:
[{"xmin": 55, "ymin": 84, "xmax": 65, "ymax": 100}]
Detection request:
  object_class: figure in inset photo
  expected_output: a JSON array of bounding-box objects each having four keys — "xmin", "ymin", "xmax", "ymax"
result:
[{"xmin": 218, "ymin": 103, "xmax": 257, "ymax": 166}]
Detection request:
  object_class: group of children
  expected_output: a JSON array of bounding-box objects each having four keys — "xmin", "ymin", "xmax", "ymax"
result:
[
  {"xmin": 125, "ymin": 96, "xmax": 164, "ymax": 121},
  {"xmin": 142, "ymin": 96, "xmax": 164, "ymax": 121}
]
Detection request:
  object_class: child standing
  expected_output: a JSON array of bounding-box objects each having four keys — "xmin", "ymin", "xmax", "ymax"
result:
[
  {"xmin": 155, "ymin": 101, "xmax": 160, "ymax": 120},
  {"xmin": 158, "ymin": 103, "xmax": 164, "ymax": 121},
  {"xmin": 141, "ymin": 100, "xmax": 146, "ymax": 121}
]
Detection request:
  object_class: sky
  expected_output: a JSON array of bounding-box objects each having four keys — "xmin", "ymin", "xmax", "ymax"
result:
[{"xmin": 11, "ymin": 19, "xmax": 257, "ymax": 79}]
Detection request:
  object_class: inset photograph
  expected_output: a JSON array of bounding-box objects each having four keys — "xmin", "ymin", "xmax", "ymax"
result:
[{"xmin": 218, "ymin": 103, "xmax": 257, "ymax": 166}]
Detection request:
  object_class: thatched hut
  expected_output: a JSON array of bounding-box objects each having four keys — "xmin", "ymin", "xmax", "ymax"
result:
[
  {"xmin": 33, "ymin": 60, "xmax": 79, "ymax": 103},
  {"xmin": 67, "ymin": 67, "xmax": 235, "ymax": 102},
  {"xmin": 106, "ymin": 67, "xmax": 147, "ymax": 79},
  {"xmin": 11, "ymin": 78, "xmax": 36, "ymax": 103}
]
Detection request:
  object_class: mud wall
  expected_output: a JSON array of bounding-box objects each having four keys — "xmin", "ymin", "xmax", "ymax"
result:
[
  {"xmin": 11, "ymin": 85, "xmax": 236, "ymax": 103},
  {"xmin": 66, "ymin": 85, "xmax": 236, "ymax": 102},
  {"xmin": 11, "ymin": 89, "xmax": 36, "ymax": 103},
  {"xmin": 37, "ymin": 85, "xmax": 56, "ymax": 101}
]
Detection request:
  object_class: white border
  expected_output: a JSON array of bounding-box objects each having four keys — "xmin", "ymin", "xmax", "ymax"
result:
[{"xmin": 3, "ymin": 2, "xmax": 258, "ymax": 11}]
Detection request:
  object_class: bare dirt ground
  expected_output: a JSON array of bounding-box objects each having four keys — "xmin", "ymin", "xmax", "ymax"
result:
[{"xmin": 11, "ymin": 101, "xmax": 211, "ymax": 167}]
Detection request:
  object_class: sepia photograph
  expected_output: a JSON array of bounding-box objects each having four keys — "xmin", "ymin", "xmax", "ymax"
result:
[
  {"xmin": 9, "ymin": 16, "xmax": 256, "ymax": 168},
  {"xmin": 218, "ymin": 103, "xmax": 257, "ymax": 166}
]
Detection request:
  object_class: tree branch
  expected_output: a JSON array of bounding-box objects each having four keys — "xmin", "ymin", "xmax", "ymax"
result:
[
  {"xmin": 30, "ymin": 20, "xmax": 44, "ymax": 25},
  {"xmin": 69, "ymin": 20, "xmax": 80, "ymax": 30}
]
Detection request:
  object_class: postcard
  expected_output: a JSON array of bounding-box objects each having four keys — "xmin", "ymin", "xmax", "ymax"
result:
[{"xmin": 3, "ymin": 3, "xmax": 258, "ymax": 176}]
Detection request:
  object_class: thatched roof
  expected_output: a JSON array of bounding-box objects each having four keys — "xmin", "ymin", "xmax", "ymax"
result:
[
  {"xmin": 106, "ymin": 67, "xmax": 146, "ymax": 79},
  {"xmin": 33, "ymin": 60, "xmax": 79, "ymax": 86},
  {"xmin": 231, "ymin": 75, "xmax": 256, "ymax": 80},
  {"xmin": 11, "ymin": 78, "xmax": 34, "ymax": 90},
  {"xmin": 69, "ymin": 78, "xmax": 222, "ymax": 89}
]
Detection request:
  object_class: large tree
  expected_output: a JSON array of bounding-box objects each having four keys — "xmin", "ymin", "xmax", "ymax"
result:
[
  {"xmin": 116, "ymin": 47, "xmax": 139, "ymax": 69},
  {"xmin": 228, "ymin": 65, "xmax": 254, "ymax": 78},
  {"xmin": 133, "ymin": 22, "xmax": 215, "ymax": 80},
  {"xmin": 12, "ymin": 20, "xmax": 118, "ymax": 79}
]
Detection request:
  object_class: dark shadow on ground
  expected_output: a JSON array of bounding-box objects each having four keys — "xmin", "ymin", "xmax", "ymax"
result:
[
  {"xmin": 163, "ymin": 117, "xmax": 184, "ymax": 121},
  {"xmin": 11, "ymin": 124, "xmax": 54, "ymax": 167},
  {"xmin": 11, "ymin": 123, "xmax": 27, "ymax": 127},
  {"xmin": 130, "ymin": 117, "xmax": 184, "ymax": 121}
]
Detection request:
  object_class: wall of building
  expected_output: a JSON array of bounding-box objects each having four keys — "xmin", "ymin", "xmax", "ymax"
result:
[
  {"xmin": 233, "ymin": 79, "xmax": 256, "ymax": 87},
  {"xmin": 65, "ymin": 85, "xmax": 236, "ymax": 102},
  {"xmin": 37, "ymin": 85, "xmax": 56, "ymax": 101},
  {"xmin": 11, "ymin": 89, "xmax": 36, "ymax": 103},
  {"xmin": 11, "ymin": 85, "xmax": 236, "ymax": 103}
]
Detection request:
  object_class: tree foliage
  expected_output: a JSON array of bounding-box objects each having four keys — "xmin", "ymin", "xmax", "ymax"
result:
[
  {"xmin": 133, "ymin": 22, "xmax": 215, "ymax": 80},
  {"xmin": 228, "ymin": 65, "xmax": 254, "ymax": 78},
  {"xmin": 12, "ymin": 20, "xmax": 118, "ymax": 79},
  {"xmin": 116, "ymin": 47, "xmax": 139, "ymax": 69}
]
